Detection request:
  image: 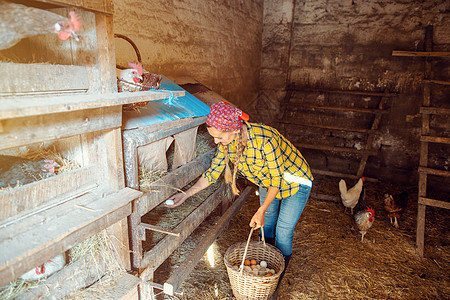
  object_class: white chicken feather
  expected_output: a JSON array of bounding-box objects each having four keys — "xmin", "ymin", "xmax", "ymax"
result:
[{"xmin": 339, "ymin": 177, "xmax": 365, "ymax": 214}]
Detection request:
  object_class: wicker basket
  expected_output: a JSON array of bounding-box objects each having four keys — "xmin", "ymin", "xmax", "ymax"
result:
[
  {"xmin": 115, "ymin": 34, "xmax": 162, "ymax": 111},
  {"xmin": 224, "ymin": 227, "xmax": 285, "ymax": 300}
]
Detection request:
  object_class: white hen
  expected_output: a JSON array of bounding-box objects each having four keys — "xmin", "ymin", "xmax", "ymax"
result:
[{"xmin": 339, "ymin": 177, "xmax": 365, "ymax": 214}]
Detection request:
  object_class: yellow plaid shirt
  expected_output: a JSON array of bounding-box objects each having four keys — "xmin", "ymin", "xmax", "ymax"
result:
[{"xmin": 203, "ymin": 122, "xmax": 313, "ymax": 199}]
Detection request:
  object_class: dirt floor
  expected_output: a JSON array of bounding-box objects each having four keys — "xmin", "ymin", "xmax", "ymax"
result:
[{"xmin": 149, "ymin": 174, "xmax": 449, "ymax": 300}]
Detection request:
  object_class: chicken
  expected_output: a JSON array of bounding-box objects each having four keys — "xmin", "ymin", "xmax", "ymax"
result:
[
  {"xmin": 0, "ymin": 1, "xmax": 81, "ymax": 50},
  {"xmin": 117, "ymin": 62, "xmax": 144, "ymax": 92},
  {"xmin": 20, "ymin": 254, "xmax": 65, "ymax": 281},
  {"xmin": 383, "ymin": 191, "xmax": 409, "ymax": 228},
  {"xmin": 117, "ymin": 61, "xmax": 162, "ymax": 92},
  {"xmin": 0, "ymin": 155, "xmax": 60, "ymax": 188},
  {"xmin": 353, "ymin": 186, "xmax": 375, "ymax": 242},
  {"xmin": 339, "ymin": 176, "xmax": 365, "ymax": 214}
]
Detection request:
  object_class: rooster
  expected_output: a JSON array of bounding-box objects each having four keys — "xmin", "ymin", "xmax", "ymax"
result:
[
  {"xmin": 383, "ymin": 191, "xmax": 409, "ymax": 228},
  {"xmin": 339, "ymin": 177, "xmax": 365, "ymax": 214},
  {"xmin": 0, "ymin": 1, "xmax": 81, "ymax": 50},
  {"xmin": 353, "ymin": 186, "xmax": 375, "ymax": 242}
]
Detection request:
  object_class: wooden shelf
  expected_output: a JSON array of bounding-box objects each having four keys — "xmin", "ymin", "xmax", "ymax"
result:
[
  {"xmin": 392, "ymin": 50, "xmax": 450, "ymax": 57},
  {"xmin": 0, "ymin": 90, "xmax": 185, "ymax": 120},
  {"xmin": 0, "ymin": 187, "xmax": 142, "ymax": 286},
  {"xmin": 295, "ymin": 143, "xmax": 378, "ymax": 155}
]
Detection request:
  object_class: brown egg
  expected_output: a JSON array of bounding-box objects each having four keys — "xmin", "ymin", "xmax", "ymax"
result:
[
  {"xmin": 250, "ymin": 259, "xmax": 257, "ymax": 265},
  {"xmin": 265, "ymin": 272, "xmax": 273, "ymax": 277},
  {"xmin": 244, "ymin": 259, "xmax": 251, "ymax": 266}
]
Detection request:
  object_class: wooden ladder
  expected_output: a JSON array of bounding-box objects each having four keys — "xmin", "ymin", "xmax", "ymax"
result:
[
  {"xmin": 278, "ymin": 85, "xmax": 397, "ymax": 201},
  {"xmin": 393, "ymin": 26, "xmax": 450, "ymax": 257}
]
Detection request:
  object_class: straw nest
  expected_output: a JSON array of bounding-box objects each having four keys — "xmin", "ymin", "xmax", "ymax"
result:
[
  {"xmin": 149, "ymin": 175, "xmax": 449, "ymax": 300},
  {"xmin": 0, "ymin": 146, "xmax": 80, "ymax": 192}
]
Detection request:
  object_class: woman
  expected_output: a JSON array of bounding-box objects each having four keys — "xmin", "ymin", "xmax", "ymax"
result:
[{"xmin": 167, "ymin": 102, "xmax": 313, "ymax": 297}]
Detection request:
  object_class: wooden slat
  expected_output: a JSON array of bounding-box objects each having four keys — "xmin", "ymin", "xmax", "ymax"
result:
[
  {"xmin": 0, "ymin": 106, "xmax": 122, "ymax": 151},
  {"xmin": 0, "ymin": 187, "xmax": 141, "ymax": 286},
  {"xmin": 295, "ymin": 143, "xmax": 378, "ymax": 155},
  {"xmin": 311, "ymin": 169, "xmax": 378, "ymax": 182},
  {"xmin": 418, "ymin": 197, "xmax": 450, "ymax": 210},
  {"xmin": 0, "ymin": 63, "xmax": 89, "ymax": 95},
  {"xmin": 138, "ymin": 150, "xmax": 215, "ymax": 216},
  {"xmin": 357, "ymin": 92, "xmax": 389, "ymax": 177},
  {"xmin": 0, "ymin": 90, "xmax": 185, "ymax": 120},
  {"xmin": 420, "ymin": 107, "xmax": 450, "ymax": 115},
  {"xmin": 0, "ymin": 165, "xmax": 97, "ymax": 223},
  {"xmin": 141, "ymin": 186, "xmax": 225, "ymax": 271},
  {"xmin": 163, "ymin": 186, "xmax": 253, "ymax": 296},
  {"xmin": 277, "ymin": 121, "xmax": 376, "ymax": 133},
  {"xmin": 392, "ymin": 50, "xmax": 450, "ymax": 57},
  {"xmin": 420, "ymin": 135, "xmax": 450, "ymax": 144},
  {"xmin": 287, "ymin": 87, "xmax": 398, "ymax": 97},
  {"xmin": 141, "ymin": 223, "xmax": 180, "ymax": 237},
  {"xmin": 35, "ymin": 0, "xmax": 114, "ymax": 15},
  {"xmin": 423, "ymin": 79, "xmax": 450, "ymax": 85},
  {"xmin": 281, "ymin": 103, "xmax": 387, "ymax": 114},
  {"xmin": 418, "ymin": 166, "xmax": 450, "ymax": 177}
]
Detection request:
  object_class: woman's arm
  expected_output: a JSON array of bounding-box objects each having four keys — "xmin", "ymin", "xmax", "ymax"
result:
[
  {"xmin": 249, "ymin": 186, "xmax": 279, "ymax": 228},
  {"xmin": 166, "ymin": 175, "xmax": 211, "ymax": 207}
]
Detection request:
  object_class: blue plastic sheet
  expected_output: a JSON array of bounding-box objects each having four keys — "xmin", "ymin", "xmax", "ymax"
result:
[{"xmin": 122, "ymin": 76, "xmax": 210, "ymax": 130}]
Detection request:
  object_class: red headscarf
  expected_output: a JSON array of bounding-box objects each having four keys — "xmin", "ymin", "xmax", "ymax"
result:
[{"xmin": 206, "ymin": 102, "xmax": 249, "ymax": 131}]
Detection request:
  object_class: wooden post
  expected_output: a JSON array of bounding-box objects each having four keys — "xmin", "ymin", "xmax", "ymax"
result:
[{"xmin": 416, "ymin": 25, "xmax": 433, "ymax": 258}]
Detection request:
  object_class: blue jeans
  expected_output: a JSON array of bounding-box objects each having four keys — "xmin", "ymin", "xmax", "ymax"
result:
[{"xmin": 259, "ymin": 185, "xmax": 311, "ymax": 256}]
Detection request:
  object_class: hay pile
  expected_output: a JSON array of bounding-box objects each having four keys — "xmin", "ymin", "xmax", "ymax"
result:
[{"xmin": 151, "ymin": 175, "xmax": 449, "ymax": 299}]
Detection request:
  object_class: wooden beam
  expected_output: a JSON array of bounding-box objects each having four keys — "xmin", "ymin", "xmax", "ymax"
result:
[
  {"xmin": 277, "ymin": 121, "xmax": 376, "ymax": 133},
  {"xmin": 310, "ymin": 169, "xmax": 378, "ymax": 182},
  {"xmin": 281, "ymin": 103, "xmax": 387, "ymax": 114},
  {"xmin": 0, "ymin": 106, "xmax": 122, "ymax": 151},
  {"xmin": 420, "ymin": 107, "xmax": 450, "ymax": 115},
  {"xmin": 418, "ymin": 197, "xmax": 450, "ymax": 210},
  {"xmin": 141, "ymin": 185, "xmax": 225, "ymax": 271},
  {"xmin": 418, "ymin": 167, "xmax": 450, "ymax": 177},
  {"xmin": 392, "ymin": 50, "xmax": 450, "ymax": 57},
  {"xmin": 0, "ymin": 90, "xmax": 185, "ymax": 120},
  {"xmin": 286, "ymin": 87, "xmax": 398, "ymax": 97},
  {"xmin": 295, "ymin": 143, "xmax": 378, "ymax": 156},
  {"xmin": 420, "ymin": 135, "xmax": 450, "ymax": 144},
  {"xmin": 163, "ymin": 186, "xmax": 253, "ymax": 296},
  {"xmin": 0, "ymin": 63, "xmax": 89, "ymax": 95},
  {"xmin": 423, "ymin": 79, "xmax": 450, "ymax": 85},
  {"xmin": 34, "ymin": 0, "xmax": 114, "ymax": 15}
]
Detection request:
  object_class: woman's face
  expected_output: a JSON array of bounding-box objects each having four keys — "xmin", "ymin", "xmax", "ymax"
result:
[{"xmin": 207, "ymin": 126, "xmax": 239, "ymax": 146}]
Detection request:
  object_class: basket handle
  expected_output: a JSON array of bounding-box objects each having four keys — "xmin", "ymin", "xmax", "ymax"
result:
[{"xmin": 239, "ymin": 226, "xmax": 266, "ymax": 274}]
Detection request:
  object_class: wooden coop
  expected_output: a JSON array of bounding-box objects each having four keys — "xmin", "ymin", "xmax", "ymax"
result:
[{"xmin": 0, "ymin": 0, "xmax": 236, "ymax": 299}]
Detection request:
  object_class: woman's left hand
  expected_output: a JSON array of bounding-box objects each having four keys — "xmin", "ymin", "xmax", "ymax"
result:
[{"xmin": 249, "ymin": 208, "xmax": 265, "ymax": 229}]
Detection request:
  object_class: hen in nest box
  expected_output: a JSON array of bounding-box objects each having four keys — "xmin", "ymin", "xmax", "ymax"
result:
[{"xmin": 0, "ymin": 0, "xmax": 81, "ymax": 50}]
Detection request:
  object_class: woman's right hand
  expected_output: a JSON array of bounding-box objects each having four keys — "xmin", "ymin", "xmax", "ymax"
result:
[{"xmin": 165, "ymin": 192, "xmax": 188, "ymax": 208}]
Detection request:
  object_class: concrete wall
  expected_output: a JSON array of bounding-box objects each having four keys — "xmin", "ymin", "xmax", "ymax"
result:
[
  {"xmin": 257, "ymin": 0, "xmax": 449, "ymax": 185},
  {"xmin": 113, "ymin": 0, "xmax": 263, "ymax": 108}
]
